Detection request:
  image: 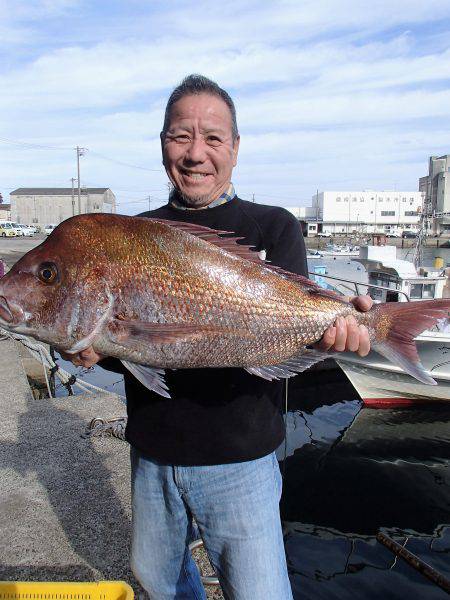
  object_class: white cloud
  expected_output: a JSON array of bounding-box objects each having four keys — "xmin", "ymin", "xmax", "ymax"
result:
[{"xmin": 1, "ymin": 0, "xmax": 450, "ymax": 211}]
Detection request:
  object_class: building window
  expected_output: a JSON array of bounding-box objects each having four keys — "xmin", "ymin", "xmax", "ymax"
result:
[
  {"xmin": 360, "ymin": 197, "xmax": 364, "ymax": 202},
  {"xmin": 352, "ymin": 197, "xmax": 357, "ymax": 202},
  {"xmin": 381, "ymin": 211, "xmax": 395, "ymax": 216},
  {"xmin": 386, "ymin": 197, "xmax": 390, "ymax": 202},
  {"xmin": 404, "ymin": 211, "xmax": 416, "ymax": 216},
  {"xmin": 336, "ymin": 197, "xmax": 341, "ymax": 202},
  {"xmin": 344, "ymin": 197, "xmax": 349, "ymax": 202},
  {"xmin": 402, "ymin": 198, "xmax": 406, "ymax": 201},
  {"xmin": 378, "ymin": 198, "xmax": 383, "ymax": 202}
]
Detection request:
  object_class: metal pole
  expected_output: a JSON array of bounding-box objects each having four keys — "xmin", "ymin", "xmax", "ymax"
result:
[
  {"xmin": 377, "ymin": 532, "xmax": 450, "ymax": 594},
  {"xmin": 76, "ymin": 146, "xmax": 87, "ymax": 214},
  {"xmin": 148, "ymin": 196, "xmax": 151, "ymax": 212},
  {"xmin": 77, "ymin": 147, "xmax": 82, "ymax": 214},
  {"xmin": 71, "ymin": 178, "xmax": 76, "ymax": 217}
]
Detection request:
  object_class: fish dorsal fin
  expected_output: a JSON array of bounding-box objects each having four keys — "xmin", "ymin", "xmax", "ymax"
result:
[
  {"xmin": 262, "ymin": 264, "xmax": 348, "ymax": 302},
  {"xmin": 150, "ymin": 218, "xmax": 264, "ymax": 264},
  {"xmin": 151, "ymin": 219, "xmax": 346, "ymax": 302},
  {"xmin": 245, "ymin": 349, "xmax": 331, "ymax": 381}
]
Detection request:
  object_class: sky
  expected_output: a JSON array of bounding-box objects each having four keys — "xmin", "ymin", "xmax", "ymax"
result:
[{"xmin": 1, "ymin": 0, "xmax": 450, "ymax": 214}]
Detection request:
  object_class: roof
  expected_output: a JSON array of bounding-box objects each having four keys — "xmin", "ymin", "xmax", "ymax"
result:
[{"xmin": 10, "ymin": 188, "xmax": 110, "ymax": 196}]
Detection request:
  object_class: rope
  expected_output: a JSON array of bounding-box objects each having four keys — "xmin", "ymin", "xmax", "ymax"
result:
[
  {"xmin": 0, "ymin": 327, "xmax": 126, "ymax": 400},
  {"xmin": 83, "ymin": 416, "xmax": 128, "ymax": 440}
]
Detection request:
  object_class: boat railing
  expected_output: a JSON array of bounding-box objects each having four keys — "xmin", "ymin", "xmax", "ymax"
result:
[{"xmin": 308, "ymin": 271, "xmax": 412, "ymax": 302}]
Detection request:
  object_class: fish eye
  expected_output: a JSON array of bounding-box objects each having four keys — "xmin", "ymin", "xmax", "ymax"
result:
[{"xmin": 38, "ymin": 262, "xmax": 58, "ymax": 284}]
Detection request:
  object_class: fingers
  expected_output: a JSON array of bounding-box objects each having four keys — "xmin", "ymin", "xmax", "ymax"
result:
[
  {"xmin": 357, "ymin": 324, "xmax": 370, "ymax": 357},
  {"xmin": 313, "ymin": 316, "xmax": 371, "ymax": 355},
  {"xmin": 57, "ymin": 346, "xmax": 103, "ymax": 368},
  {"xmin": 349, "ymin": 295, "xmax": 373, "ymax": 312}
]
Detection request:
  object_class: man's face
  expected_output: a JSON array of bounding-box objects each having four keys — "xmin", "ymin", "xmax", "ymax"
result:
[{"xmin": 161, "ymin": 93, "xmax": 240, "ymax": 208}]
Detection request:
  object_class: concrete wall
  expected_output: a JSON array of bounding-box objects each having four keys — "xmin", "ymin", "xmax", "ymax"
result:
[{"xmin": 10, "ymin": 191, "xmax": 116, "ymax": 228}]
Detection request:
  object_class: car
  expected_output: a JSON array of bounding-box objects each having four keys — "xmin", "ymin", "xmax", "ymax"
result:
[
  {"xmin": 17, "ymin": 224, "xmax": 36, "ymax": 237},
  {"xmin": 402, "ymin": 231, "xmax": 418, "ymax": 239},
  {"xmin": 44, "ymin": 224, "xmax": 57, "ymax": 235},
  {"xmin": 0, "ymin": 223, "xmax": 17, "ymax": 237},
  {"xmin": 385, "ymin": 232, "xmax": 401, "ymax": 238},
  {"xmin": 316, "ymin": 232, "xmax": 332, "ymax": 237},
  {"xmin": 11, "ymin": 223, "xmax": 30, "ymax": 236},
  {"xmin": 26, "ymin": 225, "xmax": 38, "ymax": 235}
]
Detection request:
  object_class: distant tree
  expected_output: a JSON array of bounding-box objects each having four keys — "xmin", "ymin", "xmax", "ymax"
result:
[{"xmin": 0, "ymin": 192, "xmax": 3, "ymax": 203}]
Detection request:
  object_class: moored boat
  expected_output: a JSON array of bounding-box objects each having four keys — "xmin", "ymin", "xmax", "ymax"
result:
[{"xmin": 314, "ymin": 245, "xmax": 450, "ymax": 406}]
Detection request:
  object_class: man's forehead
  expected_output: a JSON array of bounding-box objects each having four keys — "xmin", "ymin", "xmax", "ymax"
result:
[{"xmin": 168, "ymin": 93, "xmax": 233, "ymax": 129}]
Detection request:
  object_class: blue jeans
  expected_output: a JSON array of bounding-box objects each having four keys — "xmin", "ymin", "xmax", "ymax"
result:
[{"xmin": 130, "ymin": 448, "xmax": 293, "ymax": 600}]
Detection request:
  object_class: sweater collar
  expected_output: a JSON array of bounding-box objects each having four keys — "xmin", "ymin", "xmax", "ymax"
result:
[{"xmin": 169, "ymin": 183, "xmax": 236, "ymax": 210}]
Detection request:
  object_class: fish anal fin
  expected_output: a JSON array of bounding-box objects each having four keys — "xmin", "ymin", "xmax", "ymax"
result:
[{"xmin": 246, "ymin": 349, "xmax": 330, "ymax": 381}]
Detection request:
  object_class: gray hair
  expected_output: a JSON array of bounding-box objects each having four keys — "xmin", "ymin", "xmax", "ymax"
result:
[{"xmin": 161, "ymin": 74, "xmax": 239, "ymax": 141}]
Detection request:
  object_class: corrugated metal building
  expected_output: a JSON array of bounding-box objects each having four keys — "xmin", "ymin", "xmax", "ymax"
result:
[{"xmin": 9, "ymin": 188, "xmax": 116, "ymax": 228}]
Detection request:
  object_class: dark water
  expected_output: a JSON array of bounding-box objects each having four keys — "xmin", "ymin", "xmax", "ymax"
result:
[{"xmin": 279, "ymin": 372, "xmax": 450, "ymax": 599}]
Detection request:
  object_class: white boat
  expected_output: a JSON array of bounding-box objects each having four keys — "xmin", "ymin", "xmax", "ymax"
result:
[
  {"xmin": 316, "ymin": 246, "xmax": 450, "ymax": 406},
  {"xmin": 319, "ymin": 244, "xmax": 360, "ymax": 257}
]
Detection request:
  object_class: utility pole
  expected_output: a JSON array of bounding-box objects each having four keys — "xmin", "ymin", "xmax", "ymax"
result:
[
  {"xmin": 148, "ymin": 196, "xmax": 151, "ymax": 212},
  {"xmin": 70, "ymin": 178, "xmax": 76, "ymax": 216},
  {"xmin": 76, "ymin": 146, "xmax": 87, "ymax": 214}
]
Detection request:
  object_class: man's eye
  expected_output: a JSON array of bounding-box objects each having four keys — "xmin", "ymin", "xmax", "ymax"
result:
[
  {"xmin": 207, "ymin": 136, "xmax": 221, "ymax": 145},
  {"xmin": 175, "ymin": 135, "xmax": 190, "ymax": 143}
]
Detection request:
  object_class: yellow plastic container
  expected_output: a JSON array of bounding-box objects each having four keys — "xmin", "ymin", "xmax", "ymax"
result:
[
  {"xmin": 434, "ymin": 256, "xmax": 444, "ymax": 269},
  {"xmin": 0, "ymin": 581, "xmax": 133, "ymax": 600}
]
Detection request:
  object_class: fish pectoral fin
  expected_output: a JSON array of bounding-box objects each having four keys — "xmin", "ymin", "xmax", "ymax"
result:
[
  {"xmin": 112, "ymin": 318, "xmax": 223, "ymax": 344},
  {"xmin": 245, "ymin": 349, "xmax": 330, "ymax": 381},
  {"xmin": 121, "ymin": 360, "xmax": 171, "ymax": 398}
]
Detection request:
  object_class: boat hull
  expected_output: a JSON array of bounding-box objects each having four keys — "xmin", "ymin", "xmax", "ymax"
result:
[{"xmin": 336, "ymin": 333, "xmax": 450, "ymax": 407}]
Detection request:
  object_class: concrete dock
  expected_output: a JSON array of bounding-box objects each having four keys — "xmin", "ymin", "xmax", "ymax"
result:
[{"xmin": 0, "ymin": 336, "xmax": 141, "ymax": 589}]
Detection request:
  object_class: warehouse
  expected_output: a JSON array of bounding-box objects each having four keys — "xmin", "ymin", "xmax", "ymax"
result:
[{"xmin": 10, "ymin": 188, "xmax": 116, "ymax": 229}]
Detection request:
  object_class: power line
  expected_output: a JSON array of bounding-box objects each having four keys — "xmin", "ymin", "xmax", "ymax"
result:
[
  {"xmin": 87, "ymin": 150, "xmax": 162, "ymax": 172},
  {"xmin": 0, "ymin": 136, "xmax": 162, "ymax": 173},
  {"xmin": 0, "ymin": 136, "xmax": 72, "ymax": 150}
]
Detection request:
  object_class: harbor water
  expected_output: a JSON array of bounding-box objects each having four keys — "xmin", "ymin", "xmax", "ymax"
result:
[{"xmin": 52, "ymin": 253, "xmax": 450, "ymax": 599}]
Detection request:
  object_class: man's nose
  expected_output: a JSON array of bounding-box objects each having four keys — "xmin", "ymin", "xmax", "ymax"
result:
[{"xmin": 185, "ymin": 137, "xmax": 207, "ymax": 163}]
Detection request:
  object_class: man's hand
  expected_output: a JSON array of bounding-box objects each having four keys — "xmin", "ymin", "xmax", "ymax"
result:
[
  {"xmin": 59, "ymin": 346, "xmax": 105, "ymax": 368},
  {"xmin": 314, "ymin": 295, "xmax": 373, "ymax": 357}
]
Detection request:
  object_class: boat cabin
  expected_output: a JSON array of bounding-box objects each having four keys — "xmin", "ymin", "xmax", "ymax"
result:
[{"xmin": 353, "ymin": 246, "xmax": 446, "ymax": 302}]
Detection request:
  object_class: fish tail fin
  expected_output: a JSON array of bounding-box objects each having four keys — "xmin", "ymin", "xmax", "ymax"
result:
[{"xmin": 365, "ymin": 299, "xmax": 450, "ymax": 385}]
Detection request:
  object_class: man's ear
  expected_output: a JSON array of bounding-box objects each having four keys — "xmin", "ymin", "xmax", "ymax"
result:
[
  {"xmin": 160, "ymin": 132, "xmax": 165, "ymax": 165},
  {"xmin": 232, "ymin": 135, "xmax": 240, "ymax": 167}
]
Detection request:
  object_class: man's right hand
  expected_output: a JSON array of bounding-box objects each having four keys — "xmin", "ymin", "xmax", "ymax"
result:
[{"xmin": 59, "ymin": 346, "xmax": 105, "ymax": 368}]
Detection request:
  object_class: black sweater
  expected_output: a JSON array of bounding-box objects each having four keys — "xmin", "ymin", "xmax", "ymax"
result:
[{"xmin": 101, "ymin": 197, "xmax": 308, "ymax": 465}]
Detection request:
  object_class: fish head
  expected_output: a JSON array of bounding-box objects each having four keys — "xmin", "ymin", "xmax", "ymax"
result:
[{"xmin": 0, "ymin": 215, "xmax": 114, "ymax": 350}]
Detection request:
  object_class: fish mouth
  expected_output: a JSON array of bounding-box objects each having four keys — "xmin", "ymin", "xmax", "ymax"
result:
[{"xmin": 0, "ymin": 296, "xmax": 15, "ymax": 324}]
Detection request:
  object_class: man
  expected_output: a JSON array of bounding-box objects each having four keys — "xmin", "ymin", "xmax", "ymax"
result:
[{"xmin": 69, "ymin": 74, "xmax": 372, "ymax": 599}]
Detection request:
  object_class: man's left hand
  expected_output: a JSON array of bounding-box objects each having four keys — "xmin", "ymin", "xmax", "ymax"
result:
[{"xmin": 314, "ymin": 295, "xmax": 373, "ymax": 356}]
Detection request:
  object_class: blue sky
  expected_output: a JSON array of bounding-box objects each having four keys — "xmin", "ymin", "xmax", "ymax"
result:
[{"xmin": 1, "ymin": 0, "xmax": 450, "ymax": 213}]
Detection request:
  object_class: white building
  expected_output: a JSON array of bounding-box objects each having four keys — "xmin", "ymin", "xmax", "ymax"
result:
[
  {"xmin": 419, "ymin": 154, "xmax": 450, "ymax": 235},
  {"xmin": 10, "ymin": 188, "xmax": 116, "ymax": 229},
  {"xmin": 285, "ymin": 190, "xmax": 423, "ymax": 236}
]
